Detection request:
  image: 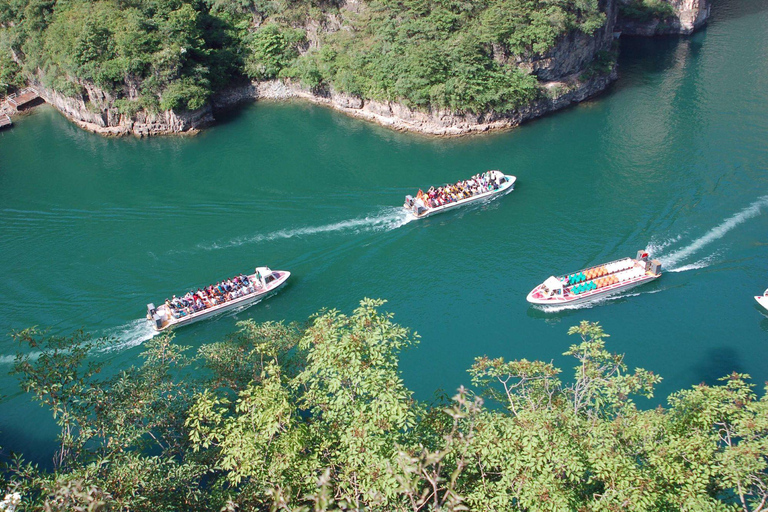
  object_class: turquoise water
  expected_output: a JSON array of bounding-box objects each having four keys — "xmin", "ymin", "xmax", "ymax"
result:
[{"xmin": 2, "ymin": 0, "xmax": 767, "ymax": 465}]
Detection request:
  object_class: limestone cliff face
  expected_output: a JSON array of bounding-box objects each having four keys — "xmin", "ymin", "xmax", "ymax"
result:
[
  {"xmin": 212, "ymin": 68, "xmax": 616, "ymax": 136},
  {"xmin": 35, "ymin": 83, "xmax": 212, "ymax": 136},
  {"xmin": 517, "ymin": 0, "xmax": 619, "ymax": 81},
  {"xmin": 617, "ymin": 0, "xmax": 710, "ymax": 36}
]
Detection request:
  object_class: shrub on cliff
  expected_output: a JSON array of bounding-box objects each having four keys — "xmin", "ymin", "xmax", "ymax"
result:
[{"xmin": 619, "ymin": 0, "xmax": 676, "ymax": 22}]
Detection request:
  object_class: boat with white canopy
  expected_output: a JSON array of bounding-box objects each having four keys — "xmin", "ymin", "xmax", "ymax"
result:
[
  {"xmin": 403, "ymin": 170, "xmax": 516, "ymax": 219},
  {"xmin": 147, "ymin": 266, "xmax": 290, "ymax": 331},
  {"xmin": 527, "ymin": 251, "xmax": 661, "ymax": 307},
  {"xmin": 755, "ymin": 289, "xmax": 768, "ymax": 311}
]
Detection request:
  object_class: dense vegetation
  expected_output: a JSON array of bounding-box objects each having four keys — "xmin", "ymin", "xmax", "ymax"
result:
[
  {"xmin": 1, "ymin": 299, "xmax": 767, "ymax": 511},
  {"xmin": 618, "ymin": 0, "xmax": 675, "ymax": 22},
  {"xmin": 0, "ymin": 0, "xmax": 606, "ymax": 113}
]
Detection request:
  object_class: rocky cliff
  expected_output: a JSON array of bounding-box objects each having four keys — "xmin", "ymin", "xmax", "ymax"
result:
[
  {"xmin": 35, "ymin": 83, "xmax": 213, "ymax": 136},
  {"xmin": 212, "ymin": 68, "xmax": 616, "ymax": 136},
  {"xmin": 617, "ymin": 0, "xmax": 711, "ymax": 36}
]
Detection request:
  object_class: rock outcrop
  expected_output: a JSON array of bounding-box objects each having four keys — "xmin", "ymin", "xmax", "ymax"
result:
[
  {"xmin": 35, "ymin": 83, "xmax": 213, "ymax": 136},
  {"xmin": 213, "ymin": 69, "xmax": 616, "ymax": 136},
  {"xmin": 518, "ymin": 0, "xmax": 619, "ymax": 81},
  {"xmin": 617, "ymin": 0, "xmax": 710, "ymax": 36}
]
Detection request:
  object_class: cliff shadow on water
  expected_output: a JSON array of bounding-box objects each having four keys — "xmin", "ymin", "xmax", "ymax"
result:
[{"xmin": 614, "ymin": 36, "xmax": 702, "ymax": 92}]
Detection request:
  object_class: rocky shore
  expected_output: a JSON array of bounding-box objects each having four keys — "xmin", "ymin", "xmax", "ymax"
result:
[
  {"xmin": 6, "ymin": 0, "xmax": 709, "ymax": 138},
  {"xmin": 211, "ymin": 71, "xmax": 618, "ymax": 137}
]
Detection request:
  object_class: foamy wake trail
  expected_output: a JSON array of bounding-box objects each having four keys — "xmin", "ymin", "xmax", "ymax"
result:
[
  {"xmin": 100, "ymin": 319, "xmax": 159, "ymax": 353},
  {"xmin": 200, "ymin": 207, "xmax": 414, "ymax": 251},
  {"xmin": 667, "ymin": 254, "xmax": 719, "ymax": 273},
  {"xmin": 0, "ymin": 351, "xmax": 42, "ymax": 366},
  {"xmin": 653, "ymin": 195, "xmax": 768, "ymax": 270},
  {"xmin": 645, "ymin": 234, "xmax": 683, "ymax": 256},
  {"xmin": 0, "ymin": 320, "xmax": 158, "ymax": 364}
]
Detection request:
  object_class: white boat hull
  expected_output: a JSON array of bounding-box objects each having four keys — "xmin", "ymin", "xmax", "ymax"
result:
[
  {"xmin": 756, "ymin": 294, "xmax": 768, "ymax": 311},
  {"xmin": 527, "ymin": 253, "xmax": 662, "ymax": 308},
  {"xmin": 406, "ymin": 172, "xmax": 516, "ymax": 219},
  {"xmin": 149, "ymin": 270, "xmax": 290, "ymax": 331},
  {"xmin": 527, "ymin": 274, "xmax": 658, "ymax": 306}
]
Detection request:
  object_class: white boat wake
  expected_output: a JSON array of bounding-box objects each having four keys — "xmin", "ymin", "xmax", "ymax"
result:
[
  {"xmin": 667, "ymin": 253, "xmax": 720, "ymax": 273},
  {"xmin": 648, "ymin": 195, "xmax": 768, "ymax": 271},
  {"xmin": 0, "ymin": 318, "xmax": 160, "ymax": 364},
  {"xmin": 100, "ymin": 319, "xmax": 159, "ymax": 353},
  {"xmin": 197, "ymin": 207, "xmax": 415, "ymax": 251}
]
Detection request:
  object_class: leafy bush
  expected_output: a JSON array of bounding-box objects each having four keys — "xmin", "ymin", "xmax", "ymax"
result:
[
  {"xmin": 0, "ymin": 51, "xmax": 24, "ymax": 95},
  {"xmin": 619, "ymin": 0, "xmax": 676, "ymax": 22},
  {"xmin": 5, "ymin": 307, "xmax": 768, "ymax": 511},
  {"xmin": 244, "ymin": 23, "xmax": 305, "ymax": 80},
  {"xmin": 159, "ymin": 76, "xmax": 210, "ymax": 111}
]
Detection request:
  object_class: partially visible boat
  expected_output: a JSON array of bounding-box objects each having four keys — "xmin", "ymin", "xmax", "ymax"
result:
[
  {"xmin": 147, "ymin": 266, "xmax": 290, "ymax": 331},
  {"xmin": 403, "ymin": 170, "xmax": 516, "ymax": 219},
  {"xmin": 527, "ymin": 251, "xmax": 661, "ymax": 307},
  {"xmin": 755, "ymin": 289, "xmax": 768, "ymax": 311}
]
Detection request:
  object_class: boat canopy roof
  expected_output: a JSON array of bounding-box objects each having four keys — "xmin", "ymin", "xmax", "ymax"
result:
[
  {"xmin": 543, "ymin": 276, "xmax": 563, "ymax": 291},
  {"xmin": 255, "ymin": 266, "xmax": 272, "ymax": 276}
]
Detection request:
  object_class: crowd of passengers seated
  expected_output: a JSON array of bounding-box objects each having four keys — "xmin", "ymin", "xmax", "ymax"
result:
[
  {"xmin": 417, "ymin": 172, "xmax": 503, "ymax": 208},
  {"xmin": 165, "ymin": 274, "xmax": 256, "ymax": 318}
]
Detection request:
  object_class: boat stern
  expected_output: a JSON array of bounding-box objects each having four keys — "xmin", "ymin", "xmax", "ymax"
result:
[{"xmin": 147, "ymin": 303, "xmax": 171, "ymax": 331}]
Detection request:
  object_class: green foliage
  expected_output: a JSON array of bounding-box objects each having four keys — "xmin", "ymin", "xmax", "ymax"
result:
[
  {"xmin": 1, "ymin": 0, "xmax": 610, "ymax": 116},
  {"xmin": 2, "ymin": 0, "xmax": 241, "ymax": 111},
  {"xmin": 244, "ymin": 23, "xmax": 305, "ymax": 80},
  {"xmin": 293, "ymin": 0, "xmax": 600, "ymax": 112},
  {"xmin": 7, "ymin": 309, "xmax": 767, "ymax": 511},
  {"xmin": 619, "ymin": 0, "xmax": 676, "ymax": 22},
  {"xmin": 0, "ymin": 50, "xmax": 23, "ymax": 95}
]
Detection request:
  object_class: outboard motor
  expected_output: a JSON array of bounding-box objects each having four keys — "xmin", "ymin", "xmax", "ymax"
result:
[
  {"xmin": 404, "ymin": 195, "xmax": 414, "ymax": 210},
  {"xmin": 650, "ymin": 260, "xmax": 662, "ymax": 275},
  {"xmin": 147, "ymin": 303, "xmax": 156, "ymax": 318}
]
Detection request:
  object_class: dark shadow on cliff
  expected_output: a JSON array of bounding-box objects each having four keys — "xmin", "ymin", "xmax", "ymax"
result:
[
  {"xmin": 210, "ymin": 99, "xmax": 258, "ymax": 129},
  {"xmin": 692, "ymin": 346, "xmax": 745, "ymax": 385}
]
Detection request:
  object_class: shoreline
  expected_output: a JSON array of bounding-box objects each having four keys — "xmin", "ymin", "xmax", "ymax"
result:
[
  {"xmin": 214, "ymin": 71, "xmax": 618, "ymax": 137},
  {"xmin": 11, "ymin": 68, "xmax": 618, "ymax": 138}
]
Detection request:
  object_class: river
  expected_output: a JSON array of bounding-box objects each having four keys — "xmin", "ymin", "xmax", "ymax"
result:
[{"xmin": 1, "ymin": 0, "xmax": 767, "ymax": 465}]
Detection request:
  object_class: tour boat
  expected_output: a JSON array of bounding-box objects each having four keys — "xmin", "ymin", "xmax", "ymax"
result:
[
  {"xmin": 146, "ymin": 267, "xmax": 290, "ymax": 331},
  {"xmin": 403, "ymin": 170, "xmax": 516, "ymax": 219},
  {"xmin": 755, "ymin": 289, "xmax": 768, "ymax": 311},
  {"xmin": 527, "ymin": 251, "xmax": 661, "ymax": 307}
]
